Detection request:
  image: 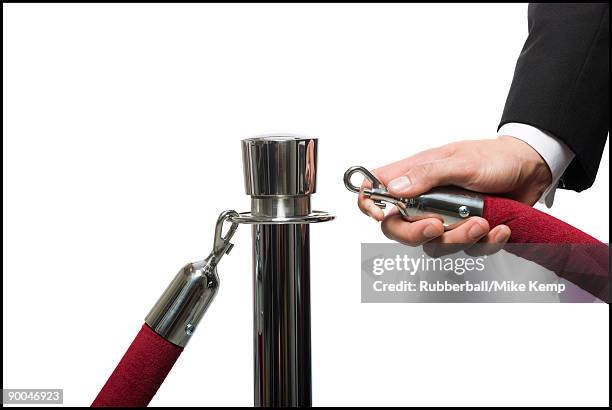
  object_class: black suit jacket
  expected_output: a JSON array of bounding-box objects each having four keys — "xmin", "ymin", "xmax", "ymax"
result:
[{"xmin": 500, "ymin": 3, "xmax": 609, "ymax": 192}]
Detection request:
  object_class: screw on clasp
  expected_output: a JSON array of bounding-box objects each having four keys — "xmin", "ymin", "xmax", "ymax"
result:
[
  {"xmin": 207, "ymin": 209, "xmax": 240, "ymax": 269},
  {"xmin": 343, "ymin": 165, "xmax": 407, "ymax": 211}
]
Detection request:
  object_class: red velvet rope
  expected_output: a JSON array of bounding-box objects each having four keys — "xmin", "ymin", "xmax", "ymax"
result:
[
  {"xmin": 483, "ymin": 195, "xmax": 609, "ymax": 302},
  {"xmin": 483, "ymin": 196, "xmax": 601, "ymax": 244},
  {"xmin": 92, "ymin": 324, "xmax": 183, "ymax": 407}
]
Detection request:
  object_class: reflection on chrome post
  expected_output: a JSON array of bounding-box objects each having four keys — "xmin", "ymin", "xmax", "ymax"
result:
[{"xmin": 240, "ymin": 136, "xmax": 333, "ymax": 406}]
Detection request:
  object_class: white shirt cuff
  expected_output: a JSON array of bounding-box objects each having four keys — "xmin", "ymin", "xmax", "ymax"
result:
[{"xmin": 498, "ymin": 122, "xmax": 575, "ymax": 208}]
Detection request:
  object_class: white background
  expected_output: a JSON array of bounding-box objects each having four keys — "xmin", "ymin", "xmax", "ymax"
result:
[{"xmin": 3, "ymin": 3, "xmax": 609, "ymax": 407}]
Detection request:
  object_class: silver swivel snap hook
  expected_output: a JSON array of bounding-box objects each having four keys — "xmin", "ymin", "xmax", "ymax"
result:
[
  {"xmin": 344, "ymin": 165, "xmax": 485, "ymax": 230},
  {"xmin": 145, "ymin": 209, "xmax": 241, "ymax": 347},
  {"xmin": 343, "ymin": 165, "xmax": 411, "ymax": 212},
  {"xmin": 207, "ymin": 209, "xmax": 240, "ymax": 270}
]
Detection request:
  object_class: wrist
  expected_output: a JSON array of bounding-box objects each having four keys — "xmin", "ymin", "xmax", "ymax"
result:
[{"xmin": 498, "ymin": 135, "xmax": 552, "ymax": 195}]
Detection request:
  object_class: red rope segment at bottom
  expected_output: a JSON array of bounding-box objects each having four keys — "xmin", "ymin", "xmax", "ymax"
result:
[
  {"xmin": 483, "ymin": 195, "xmax": 609, "ymax": 302},
  {"xmin": 92, "ymin": 324, "xmax": 183, "ymax": 407}
]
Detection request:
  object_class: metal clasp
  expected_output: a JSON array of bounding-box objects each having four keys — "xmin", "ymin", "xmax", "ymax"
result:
[
  {"xmin": 208, "ymin": 210, "xmax": 240, "ymax": 268},
  {"xmin": 343, "ymin": 165, "xmax": 412, "ymax": 212},
  {"xmin": 145, "ymin": 209, "xmax": 242, "ymax": 347},
  {"xmin": 344, "ymin": 165, "xmax": 485, "ymax": 230}
]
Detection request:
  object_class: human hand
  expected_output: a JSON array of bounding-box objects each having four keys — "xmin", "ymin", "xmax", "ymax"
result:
[{"xmin": 357, "ymin": 136, "xmax": 552, "ymax": 249}]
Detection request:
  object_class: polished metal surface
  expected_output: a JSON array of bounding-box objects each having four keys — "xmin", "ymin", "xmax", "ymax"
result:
[
  {"xmin": 145, "ymin": 210, "xmax": 239, "ymax": 347},
  {"xmin": 242, "ymin": 136, "xmax": 317, "ymax": 196},
  {"xmin": 407, "ymin": 186, "xmax": 484, "ymax": 229},
  {"xmin": 252, "ymin": 196, "xmax": 311, "ymax": 218},
  {"xmin": 230, "ymin": 210, "xmax": 334, "ymax": 225},
  {"xmin": 252, "ymin": 223, "xmax": 311, "ymax": 406},
  {"xmin": 344, "ymin": 165, "xmax": 484, "ymax": 230},
  {"xmin": 242, "ymin": 136, "xmax": 332, "ymax": 407}
]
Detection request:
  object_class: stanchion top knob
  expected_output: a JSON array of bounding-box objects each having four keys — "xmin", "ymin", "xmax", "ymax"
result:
[{"xmin": 241, "ymin": 136, "xmax": 317, "ymax": 196}]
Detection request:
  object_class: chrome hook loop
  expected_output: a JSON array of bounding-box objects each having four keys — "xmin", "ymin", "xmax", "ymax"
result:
[
  {"xmin": 343, "ymin": 165, "xmax": 390, "ymax": 209},
  {"xmin": 211, "ymin": 209, "xmax": 240, "ymax": 264},
  {"xmin": 343, "ymin": 165, "xmax": 385, "ymax": 194}
]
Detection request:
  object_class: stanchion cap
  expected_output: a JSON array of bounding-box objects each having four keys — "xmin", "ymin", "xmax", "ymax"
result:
[{"xmin": 241, "ymin": 136, "xmax": 317, "ymax": 196}]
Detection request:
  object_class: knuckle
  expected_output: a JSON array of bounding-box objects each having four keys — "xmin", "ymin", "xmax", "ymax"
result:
[
  {"xmin": 473, "ymin": 217, "xmax": 490, "ymax": 231},
  {"xmin": 407, "ymin": 162, "xmax": 434, "ymax": 184},
  {"xmin": 441, "ymin": 142, "xmax": 461, "ymax": 156},
  {"xmin": 453, "ymin": 225, "xmax": 475, "ymax": 242}
]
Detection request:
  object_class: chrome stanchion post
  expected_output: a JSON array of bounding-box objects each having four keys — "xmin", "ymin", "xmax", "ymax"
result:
[{"xmin": 235, "ymin": 136, "xmax": 333, "ymax": 407}]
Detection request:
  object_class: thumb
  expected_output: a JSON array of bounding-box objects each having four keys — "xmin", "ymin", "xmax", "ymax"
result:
[{"xmin": 386, "ymin": 158, "xmax": 473, "ymax": 197}]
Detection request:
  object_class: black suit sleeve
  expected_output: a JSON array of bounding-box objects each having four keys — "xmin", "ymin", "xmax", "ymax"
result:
[{"xmin": 499, "ymin": 3, "xmax": 609, "ymax": 192}]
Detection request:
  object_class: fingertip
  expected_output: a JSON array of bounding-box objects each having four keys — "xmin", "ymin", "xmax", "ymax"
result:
[
  {"xmin": 380, "ymin": 214, "xmax": 398, "ymax": 241},
  {"xmin": 358, "ymin": 196, "xmax": 373, "ymax": 215},
  {"xmin": 358, "ymin": 195, "xmax": 385, "ymax": 222},
  {"xmin": 382, "ymin": 217, "xmax": 444, "ymax": 246},
  {"xmin": 473, "ymin": 216, "xmax": 490, "ymax": 230},
  {"xmin": 368, "ymin": 204, "xmax": 385, "ymax": 221},
  {"xmin": 493, "ymin": 225, "xmax": 511, "ymax": 243},
  {"xmin": 467, "ymin": 217, "xmax": 489, "ymax": 240}
]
